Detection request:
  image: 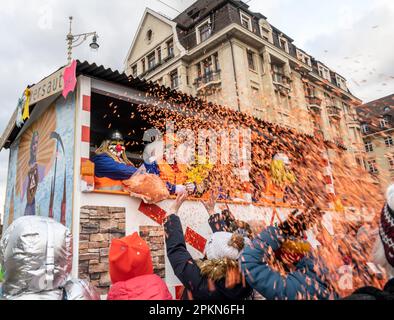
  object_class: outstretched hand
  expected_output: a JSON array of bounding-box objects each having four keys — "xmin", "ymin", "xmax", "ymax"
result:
[
  {"xmin": 202, "ymin": 190, "xmax": 218, "ymax": 216},
  {"xmin": 169, "ymin": 192, "xmax": 189, "ymax": 216}
]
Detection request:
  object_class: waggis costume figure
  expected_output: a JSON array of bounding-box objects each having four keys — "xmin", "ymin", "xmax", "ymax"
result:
[
  {"xmin": 260, "ymin": 153, "xmax": 296, "ymax": 204},
  {"xmin": 92, "ymin": 130, "xmax": 137, "ymax": 191},
  {"xmin": 145, "ymin": 133, "xmax": 196, "ymax": 195}
]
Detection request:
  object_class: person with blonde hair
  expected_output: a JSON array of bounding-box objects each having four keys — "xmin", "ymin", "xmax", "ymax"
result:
[{"xmin": 258, "ymin": 153, "xmax": 296, "ymax": 204}]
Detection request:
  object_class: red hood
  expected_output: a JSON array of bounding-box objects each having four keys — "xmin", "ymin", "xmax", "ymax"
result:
[{"xmin": 107, "ymin": 274, "xmax": 173, "ymax": 301}]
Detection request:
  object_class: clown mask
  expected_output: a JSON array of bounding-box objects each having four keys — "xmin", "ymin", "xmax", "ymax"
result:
[{"xmin": 109, "ymin": 140, "xmax": 126, "ymax": 158}]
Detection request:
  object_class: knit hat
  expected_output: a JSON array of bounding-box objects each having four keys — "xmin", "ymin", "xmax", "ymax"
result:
[
  {"xmin": 109, "ymin": 233, "xmax": 153, "ymax": 284},
  {"xmin": 379, "ymin": 205, "xmax": 394, "ymax": 267},
  {"xmin": 386, "ymin": 184, "xmax": 394, "ymax": 213},
  {"xmin": 374, "ymin": 185, "xmax": 394, "ymax": 278},
  {"xmin": 205, "ymin": 232, "xmax": 249, "ymax": 260}
]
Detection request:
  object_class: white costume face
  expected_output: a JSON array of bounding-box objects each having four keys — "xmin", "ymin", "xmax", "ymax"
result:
[{"xmin": 274, "ymin": 153, "xmax": 291, "ymax": 169}]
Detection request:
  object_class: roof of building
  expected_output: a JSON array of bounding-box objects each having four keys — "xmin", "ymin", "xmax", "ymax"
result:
[
  {"xmin": 174, "ymin": 0, "xmax": 236, "ymax": 28},
  {"xmin": 151, "ymin": 0, "xmax": 354, "ymax": 97},
  {"xmin": 0, "ymin": 60, "xmax": 165, "ymax": 150},
  {"xmin": 356, "ymin": 93, "xmax": 394, "ymax": 135}
]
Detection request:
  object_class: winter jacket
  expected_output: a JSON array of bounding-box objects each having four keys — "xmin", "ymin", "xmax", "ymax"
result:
[
  {"xmin": 343, "ymin": 278, "xmax": 394, "ymax": 300},
  {"xmin": 107, "ymin": 274, "xmax": 173, "ymax": 300},
  {"xmin": 164, "ymin": 214, "xmax": 252, "ymax": 300},
  {"xmin": 92, "ymin": 154, "xmax": 137, "ymax": 181},
  {"xmin": 240, "ymin": 226, "xmax": 338, "ymax": 300}
]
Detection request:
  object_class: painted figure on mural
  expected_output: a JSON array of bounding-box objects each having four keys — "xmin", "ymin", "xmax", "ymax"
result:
[
  {"xmin": 16, "ymin": 104, "xmax": 57, "ymax": 218},
  {"xmin": 25, "ymin": 132, "xmax": 39, "ymax": 215}
]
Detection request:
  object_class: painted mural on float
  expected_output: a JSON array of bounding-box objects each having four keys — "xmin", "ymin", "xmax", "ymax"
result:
[{"xmin": 3, "ymin": 92, "xmax": 75, "ymax": 230}]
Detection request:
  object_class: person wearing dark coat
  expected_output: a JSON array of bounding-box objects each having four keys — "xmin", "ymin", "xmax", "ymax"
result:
[
  {"xmin": 164, "ymin": 193, "xmax": 253, "ymax": 301},
  {"xmin": 343, "ymin": 279, "xmax": 394, "ymax": 300},
  {"xmin": 240, "ymin": 224, "xmax": 338, "ymax": 300},
  {"xmin": 344, "ymin": 185, "xmax": 394, "ymax": 300}
]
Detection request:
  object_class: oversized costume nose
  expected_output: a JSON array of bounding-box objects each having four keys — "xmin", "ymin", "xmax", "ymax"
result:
[{"xmin": 116, "ymin": 144, "xmax": 123, "ymax": 152}]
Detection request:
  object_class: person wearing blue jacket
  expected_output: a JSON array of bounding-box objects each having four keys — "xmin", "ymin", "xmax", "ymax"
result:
[
  {"xmin": 92, "ymin": 131, "xmax": 139, "ymax": 191},
  {"xmin": 240, "ymin": 225, "xmax": 338, "ymax": 300}
]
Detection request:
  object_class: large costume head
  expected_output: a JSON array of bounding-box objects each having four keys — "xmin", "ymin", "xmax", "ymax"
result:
[
  {"xmin": 270, "ymin": 153, "xmax": 296, "ymax": 188},
  {"xmin": 95, "ymin": 130, "xmax": 131, "ymax": 165},
  {"xmin": 0, "ymin": 216, "xmax": 99, "ymax": 300}
]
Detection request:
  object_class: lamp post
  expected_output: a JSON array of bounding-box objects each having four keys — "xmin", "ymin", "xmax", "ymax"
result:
[{"xmin": 66, "ymin": 16, "xmax": 99, "ymax": 64}]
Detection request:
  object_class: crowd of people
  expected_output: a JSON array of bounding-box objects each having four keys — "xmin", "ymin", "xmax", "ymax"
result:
[{"xmin": 0, "ymin": 183, "xmax": 393, "ymax": 300}]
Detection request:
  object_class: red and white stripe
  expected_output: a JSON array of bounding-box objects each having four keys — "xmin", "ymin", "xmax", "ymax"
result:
[
  {"xmin": 79, "ymin": 79, "xmax": 93, "ymax": 193},
  {"xmin": 80, "ymin": 94, "xmax": 91, "ymax": 164}
]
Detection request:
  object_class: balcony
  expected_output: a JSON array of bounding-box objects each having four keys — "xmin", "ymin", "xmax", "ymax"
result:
[
  {"xmin": 306, "ymin": 96, "xmax": 322, "ymax": 113},
  {"xmin": 334, "ymin": 137, "xmax": 346, "ymax": 148},
  {"xmin": 327, "ymin": 105, "xmax": 342, "ymax": 120},
  {"xmin": 194, "ymin": 70, "xmax": 221, "ymax": 93}
]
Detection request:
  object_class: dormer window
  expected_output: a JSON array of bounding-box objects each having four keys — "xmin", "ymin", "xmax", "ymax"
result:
[
  {"xmin": 296, "ymin": 49, "xmax": 311, "ymax": 67},
  {"xmin": 279, "ymin": 35, "xmax": 289, "ymax": 54},
  {"xmin": 196, "ymin": 18, "xmax": 212, "ymax": 44},
  {"xmin": 259, "ymin": 20, "xmax": 273, "ymax": 43},
  {"xmin": 362, "ymin": 124, "xmax": 369, "ymax": 134},
  {"xmin": 335, "ymin": 74, "xmax": 347, "ymax": 91},
  {"xmin": 317, "ymin": 63, "xmax": 331, "ymax": 81},
  {"xmin": 240, "ymin": 12, "xmax": 252, "ymax": 31}
]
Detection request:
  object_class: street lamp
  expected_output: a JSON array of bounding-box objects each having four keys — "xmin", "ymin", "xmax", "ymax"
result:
[{"xmin": 66, "ymin": 16, "xmax": 100, "ymax": 64}]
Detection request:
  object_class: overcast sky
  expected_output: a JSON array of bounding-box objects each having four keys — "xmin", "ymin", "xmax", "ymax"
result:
[{"xmin": 0, "ymin": 0, "xmax": 393, "ymax": 218}]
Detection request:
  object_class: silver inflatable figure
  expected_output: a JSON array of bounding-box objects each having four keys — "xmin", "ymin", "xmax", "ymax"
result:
[{"xmin": 0, "ymin": 216, "xmax": 99, "ymax": 300}]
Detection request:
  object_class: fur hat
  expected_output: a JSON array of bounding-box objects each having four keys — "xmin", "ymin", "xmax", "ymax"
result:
[
  {"xmin": 373, "ymin": 185, "xmax": 394, "ymax": 279},
  {"xmin": 205, "ymin": 232, "xmax": 249, "ymax": 261}
]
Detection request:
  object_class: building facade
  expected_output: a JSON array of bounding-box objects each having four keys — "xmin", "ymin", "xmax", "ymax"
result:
[
  {"xmin": 357, "ymin": 94, "xmax": 394, "ymax": 192},
  {"xmin": 124, "ymin": 0, "xmax": 364, "ymax": 163}
]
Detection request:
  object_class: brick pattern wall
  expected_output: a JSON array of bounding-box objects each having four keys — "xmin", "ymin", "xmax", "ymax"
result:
[
  {"xmin": 78, "ymin": 206, "xmax": 126, "ymax": 296},
  {"xmin": 139, "ymin": 226, "xmax": 166, "ymax": 279}
]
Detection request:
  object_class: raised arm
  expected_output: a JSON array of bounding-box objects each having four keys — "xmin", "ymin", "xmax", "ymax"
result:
[
  {"xmin": 240, "ymin": 226, "xmax": 320, "ymax": 300},
  {"xmin": 164, "ymin": 193, "xmax": 204, "ymax": 293}
]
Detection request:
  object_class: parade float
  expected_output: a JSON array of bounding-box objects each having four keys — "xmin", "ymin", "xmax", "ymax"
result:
[{"xmin": 0, "ymin": 60, "xmax": 385, "ymax": 298}]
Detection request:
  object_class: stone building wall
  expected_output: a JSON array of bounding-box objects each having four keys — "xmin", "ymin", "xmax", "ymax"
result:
[
  {"xmin": 78, "ymin": 206, "xmax": 126, "ymax": 296},
  {"xmin": 139, "ymin": 225, "xmax": 166, "ymax": 279}
]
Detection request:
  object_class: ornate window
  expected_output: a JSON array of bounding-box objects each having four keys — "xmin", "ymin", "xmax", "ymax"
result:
[
  {"xmin": 196, "ymin": 19, "xmax": 212, "ymax": 44},
  {"xmin": 247, "ymin": 50, "xmax": 256, "ymax": 70},
  {"xmin": 240, "ymin": 12, "xmax": 252, "ymax": 31},
  {"xmin": 365, "ymin": 141, "xmax": 373, "ymax": 153},
  {"xmin": 367, "ymin": 160, "xmax": 378, "ymax": 174},
  {"xmin": 385, "ymin": 136, "xmax": 394, "ymax": 148}
]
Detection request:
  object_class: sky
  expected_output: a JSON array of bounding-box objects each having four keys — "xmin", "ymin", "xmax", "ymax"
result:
[{"xmin": 0, "ymin": 0, "xmax": 393, "ymax": 219}]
